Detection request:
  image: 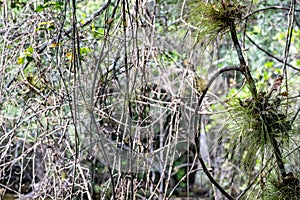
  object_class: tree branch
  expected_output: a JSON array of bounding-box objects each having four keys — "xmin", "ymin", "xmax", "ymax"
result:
[
  {"xmin": 270, "ymin": 136, "xmax": 286, "ymax": 178},
  {"xmin": 194, "ymin": 66, "xmax": 241, "ymax": 200},
  {"xmin": 229, "ymin": 22, "xmax": 258, "ymax": 100},
  {"xmin": 243, "ymin": 6, "xmax": 300, "ymax": 20},
  {"xmin": 246, "ymin": 34, "xmax": 300, "ymax": 71}
]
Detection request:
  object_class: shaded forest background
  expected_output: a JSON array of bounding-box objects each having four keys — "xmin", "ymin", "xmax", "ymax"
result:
[{"xmin": 0, "ymin": 0, "xmax": 300, "ymax": 199}]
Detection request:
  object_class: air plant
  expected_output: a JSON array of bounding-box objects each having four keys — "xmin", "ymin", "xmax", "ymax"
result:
[
  {"xmin": 226, "ymin": 89, "xmax": 291, "ymax": 173},
  {"xmin": 264, "ymin": 172, "xmax": 300, "ymax": 200},
  {"xmin": 186, "ymin": 0, "xmax": 245, "ymax": 45}
]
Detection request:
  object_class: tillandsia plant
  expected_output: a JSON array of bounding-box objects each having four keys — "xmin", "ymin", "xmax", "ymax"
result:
[
  {"xmin": 228, "ymin": 88, "xmax": 292, "ymax": 173},
  {"xmin": 185, "ymin": 0, "xmax": 257, "ymax": 99},
  {"xmin": 264, "ymin": 172, "xmax": 300, "ymax": 200},
  {"xmin": 186, "ymin": 0, "xmax": 245, "ymax": 45},
  {"xmin": 185, "ymin": 0, "xmax": 299, "ymax": 199}
]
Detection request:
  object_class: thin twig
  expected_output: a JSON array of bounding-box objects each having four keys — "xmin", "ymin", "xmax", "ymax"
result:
[
  {"xmin": 246, "ymin": 34, "xmax": 300, "ymax": 72},
  {"xmin": 243, "ymin": 6, "xmax": 300, "ymax": 20},
  {"xmin": 290, "ymin": 106, "xmax": 300, "ymax": 125},
  {"xmin": 282, "ymin": 0, "xmax": 296, "ymax": 115}
]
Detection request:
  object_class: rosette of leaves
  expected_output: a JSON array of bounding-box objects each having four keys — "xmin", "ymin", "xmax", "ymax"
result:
[
  {"xmin": 185, "ymin": 0, "xmax": 245, "ymax": 45},
  {"xmin": 225, "ymin": 91, "xmax": 292, "ymax": 173}
]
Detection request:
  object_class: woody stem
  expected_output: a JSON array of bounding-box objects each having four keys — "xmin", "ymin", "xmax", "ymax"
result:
[
  {"xmin": 270, "ymin": 135, "xmax": 286, "ymax": 178},
  {"xmin": 229, "ymin": 22, "xmax": 258, "ymax": 100}
]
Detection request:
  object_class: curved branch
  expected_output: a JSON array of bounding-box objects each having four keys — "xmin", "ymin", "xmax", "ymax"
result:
[
  {"xmin": 194, "ymin": 66, "xmax": 241, "ymax": 200},
  {"xmin": 243, "ymin": 6, "xmax": 300, "ymax": 20},
  {"xmin": 246, "ymin": 34, "xmax": 300, "ymax": 72}
]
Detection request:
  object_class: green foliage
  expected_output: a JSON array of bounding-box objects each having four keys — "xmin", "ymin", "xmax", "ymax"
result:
[
  {"xmin": 17, "ymin": 47, "xmax": 34, "ymax": 65},
  {"xmin": 264, "ymin": 173, "xmax": 300, "ymax": 200},
  {"xmin": 158, "ymin": 50, "xmax": 181, "ymax": 64},
  {"xmin": 226, "ymin": 91, "xmax": 292, "ymax": 173},
  {"xmin": 80, "ymin": 46, "xmax": 92, "ymax": 56},
  {"xmin": 186, "ymin": 0, "xmax": 245, "ymax": 44},
  {"xmin": 35, "ymin": 1, "xmax": 64, "ymax": 12},
  {"xmin": 36, "ymin": 21, "xmax": 55, "ymax": 31},
  {"xmin": 11, "ymin": 0, "xmax": 27, "ymax": 10}
]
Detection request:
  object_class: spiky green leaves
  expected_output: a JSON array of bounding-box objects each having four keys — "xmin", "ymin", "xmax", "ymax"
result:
[
  {"xmin": 226, "ymin": 93, "xmax": 291, "ymax": 173},
  {"xmin": 265, "ymin": 173, "xmax": 300, "ymax": 200},
  {"xmin": 185, "ymin": 0, "xmax": 245, "ymax": 45}
]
